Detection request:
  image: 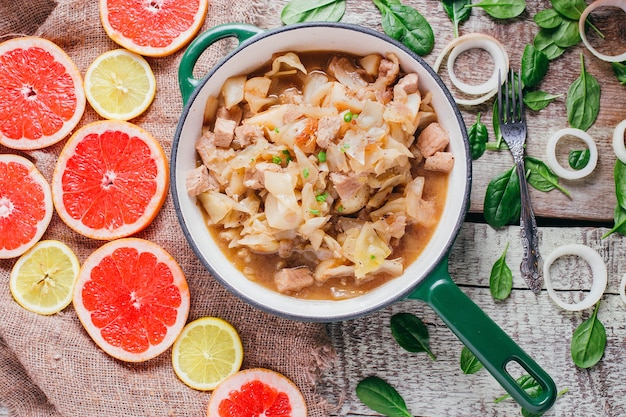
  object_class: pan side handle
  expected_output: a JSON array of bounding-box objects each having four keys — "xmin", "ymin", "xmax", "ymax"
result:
[{"xmin": 409, "ymin": 258, "xmax": 557, "ymax": 415}]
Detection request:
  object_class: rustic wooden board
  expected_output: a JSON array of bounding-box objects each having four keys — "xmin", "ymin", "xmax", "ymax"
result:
[
  {"xmin": 317, "ymin": 222, "xmax": 626, "ymax": 417},
  {"xmin": 259, "ymin": 0, "xmax": 626, "ymax": 222}
]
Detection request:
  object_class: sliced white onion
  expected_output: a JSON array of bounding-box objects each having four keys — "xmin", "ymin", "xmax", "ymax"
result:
[
  {"xmin": 612, "ymin": 119, "xmax": 626, "ymax": 164},
  {"xmin": 620, "ymin": 273, "xmax": 626, "ymax": 305},
  {"xmin": 545, "ymin": 128, "xmax": 598, "ymax": 180},
  {"xmin": 579, "ymin": 0, "xmax": 626, "ymax": 63},
  {"xmin": 433, "ymin": 33, "xmax": 509, "ymax": 106},
  {"xmin": 543, "ymin": 244, "xmax": 607, "ymax": 311}
]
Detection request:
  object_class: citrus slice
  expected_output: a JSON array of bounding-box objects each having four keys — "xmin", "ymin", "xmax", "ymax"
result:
[
  {"xmin": 84, "ymin": 49, "xmax": 156, "ymax": 121},
  {"xmin": 73, "ymin": 238, "xmax": 190, "ymax": 362},
  {"xmin": 172, "ymin": 317, "xmax": 244, "ymax": 391},
  {"xmin": 207, "ymin": 368, "xmax": 308, "ymax": 417},
  {"xmin": 10, "ymin": 240, "xmax": 80, "ymax": 315},
  {"xmin": 0, "ymin": 36, "xmax": 86, "ymax": 150},
  {"xmin": 51, "ymin": 120, "xmax": 169, "ymax": 240},
  {"xmin": 0, "ymin": 154, "xmax": 53, "ymax": 259},
  {"xmin": 100, "ymin": 0, "xmax": 209, "ymax": 57}
]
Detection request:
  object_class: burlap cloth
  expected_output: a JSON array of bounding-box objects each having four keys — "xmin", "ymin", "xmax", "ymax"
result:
[{"xmin": 0, "ymin": 1, "xmax": 336, "ymax": 416}]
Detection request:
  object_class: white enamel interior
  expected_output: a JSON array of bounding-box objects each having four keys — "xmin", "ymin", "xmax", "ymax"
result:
[{"xmin": 173, "ymin": 24, "xmax": 470, "ymax": 321}]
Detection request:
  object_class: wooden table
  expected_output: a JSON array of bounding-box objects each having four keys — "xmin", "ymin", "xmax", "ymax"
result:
[{"xmin": 258, "ymin": 1, "xmax": 626, "ymax": 416}]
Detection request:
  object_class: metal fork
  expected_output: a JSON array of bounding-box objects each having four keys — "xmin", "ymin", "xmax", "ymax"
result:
[{"xmin": 497, "ymin": 70, "xmax": 543, "ymax": 295}]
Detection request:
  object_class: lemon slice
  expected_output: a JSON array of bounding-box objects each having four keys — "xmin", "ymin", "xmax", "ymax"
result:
[
  {"xmin": 84, "ymin": 49, "xmax": 156, "ymax": 120},
  {"xmin": 10, "ymin": 240, "xmax": 80, "ymax": 315},
  {"xmin": 172, "ymin": 317, "xmax": 244, "ymax": 391}
]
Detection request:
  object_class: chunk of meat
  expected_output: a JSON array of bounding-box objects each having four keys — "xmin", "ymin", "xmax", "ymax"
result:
[
  {"xmin": 377, "ymin": 55, "xmax": 400, "ymax": 87},
  {"xmin": 195, "ymin": 131, "xmax": 216, "ymax": 166},
  {"xmin": 396, "ymin": 73, "xmax": 419, "ymax": 94},
  {"xmin": 214, "ymin": 117, "xmax": 237, "ymax": 147},
  {"xmin": 234, "ymin": 124, "xmax": 265, "ymax": 148},
  {"xmin": 186, "ymin": 165, "xmax": 210, "ymax": 196},
  {"xmin": 243, "ymin": 162, "xmax": 281, "ymax": 189},
  {"xmin": 417, "ymin": 122, "xmax": 450, "ymax": 157},
  {"xmin": 274, "ymin": 267, "xmax": 314, "ymax": 293},
  {"xmin": 316, "ymin": 116, "xmax": 341, "ymax": 148},
  {"xmin": 330, "ymin": 172, "xmax": 363, "ymax": 200},
  {"xmin": 424, "ymin": 151, "xmax": 454, "ymax": 172},
  {"xmin": 216, "ymin": 105, "xmax": 243, "ymax": 125}
]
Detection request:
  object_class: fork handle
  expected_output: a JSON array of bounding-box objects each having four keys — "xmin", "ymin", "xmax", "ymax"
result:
[{"xmin": 515, "ymin": 160, "xmax": 543, "ymax": 295}]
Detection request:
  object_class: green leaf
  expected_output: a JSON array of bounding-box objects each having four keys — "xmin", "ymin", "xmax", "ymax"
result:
[
  {"xmin": 460, "ymin": 346, "xmax": 484, "ymax": 374},
  {"xmin": 492, "ymin": 100, "xmax": 503, "ymax": 145},
  {"xmin": 552, "ymin": 18, "xmax": 581, "ymax": 48},
  {"xmin": 372, "ymin": 0, "xmax": 435, "ymax": 56},
  {"xmin": 571, "ymin": 301, "xmax": 606, "ymax": 368},
  {"xmin": 613, "ymin": 61, "xmax": 626, "ymax": 85},
  {"xmin": 468, "ymin": 112, "xmax": 488, "ymax": 160},
  {"xmin": 356, "ymin": 376, "xmax": 413, "ymax": 417},
  {"xmin": 521, "ymin": 44, "xmax": 549, "ymax": 88},
  {"xmin": 523, "ymin": 90, "xmax": 562, "ymax": 111},
  {"xmin": 490, "ymin": 242, "xmax": 512, "ymax": 300},
  {"xmin": 442, "ymin": 0, "xmax": 471, "ymax": 38},
  {"xmin": 614, "ymin": 160, "xmax": 626, "ymax": 210},
  {"xmin": 525, "ymin": 156, "xmax": 570, "ymax": 196},
  {"xmin": 533, "ymin": 8, "xmax": 563, "ymax": 29},
  {"xmin": 466, "ymin": 0, "xmax": 526, "ymax": 19},
  {"xmin": 601, "ymin": 204, "xmax": 626, "ymax": 239},
  {"xmin": 568, "ymin": 149, "xmax": 590, "ymax": 170},
  {"xmin": 281, "ymin": 0, "xmax": 346, "ymax": 24},
  {"xmin": 550, "ymin": 0, "xmax": 586, "ymax": 20},
  {"xmin": 495, "ymin": 374, "xmax": 543, "ymax": 403},
  {"xmin": 533, "ymin": 29, "xmax": 565, "ymax": 60},
  {"xmin": 390, "ymin": 313, "xmax": 436, "ymax": 360},
  {"xmin": 484, "ymin": 167, "xmax": 521, "ymax": 228},
  {"xmin": 566, "ymin": 54, "xmax": 600, "ymax": 131}
]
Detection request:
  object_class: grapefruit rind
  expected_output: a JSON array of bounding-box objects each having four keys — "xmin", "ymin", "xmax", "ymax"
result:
[
  {"xmin": 172, "ymin": 317, "xmax": 244, "ymax": 391},
  {"xmin": 206, "ymin": 368, "xmax": 308, "ymax": 417},
  {"xmin": 73, "ymin": 238, "xmax": 190, "ymax": 362},
  {"xmin": 10, "ymin": 240, "xmax": 80, "ymax": 315},
  {"xmin": 51, "ymin": 120, "xmax": 169, "ymax": 240},
  {"xmin": 99, "ymin": 0, "xmax": 209, "ymax": 57},
  {"xmin": 0, "ymin": 154, "xmax": 53, "ymax": 259},
  {"xmin": 84, "ymin": 49, "xmax": 156, "ymax": 121},
  {"xmin": 0, "ymin": 36, "xmax": 86, "ymax": 150}
]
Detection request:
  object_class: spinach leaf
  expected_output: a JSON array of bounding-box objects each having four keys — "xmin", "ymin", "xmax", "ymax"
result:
[
  {"xmin": 469, "ymin": 112, "xmax": 488, "ymax": 159},
  {"xmin": 484, "ymin": 167, "xmax": 521, "ymax": 228},
  {"xmin": 613, "ymin": 61, "xmax": 626, "ymax": 85},
  {"xmin": 550, "ymin": 0, "xmax": 586, "ymax": 20},
  {"xmin": 525, "ymin": 156, "xmax": 570, "ymax": 196},
  {"xmin": 566, "ymin": 54, "xmax": 600, "ymax": 131},
  {"xmin": 614, "ymin": 160, "xmax": 626, "ymax": 210},
  {"xmin": 495, "ymin": 374, "xmax": 543, "ymax": 403},
  {"xmin": 533, "ymin": 8, "xmax": 563, "ymax": 29},
  {"xmin": 390, "ymin": 313, "xmax": 436, "ymax": 360},
  {"xmin": 533, "ymin": 29, "xmax": 565, "ymax": 60},
  {"xmin": 490, "ymin": 241, "xmax": 512, "ymax": 300},
  {"xmin": 523, "ymin": 91, "xmax": 561, "ymax": 111},
  {"xmin": 465, "ymin": 0, "xmax": 526, "ymax": 19},
  {"xmin": 568, "ymin": 149, "xmax": 590, "ymax": 170},
  {"xmin": 552, "ymin": 18, "xmax": 581, "ymax": 48},
  {"xmin": 356, "ymin": 376, "xmax": 413, "ymax": 417},
  {"xmin": 571, "ymin": 301, "xmax": 606, "ymax": 368},
  {"xmin": 442, "ymin": 0, "xmax": 471, "ymax": 38},
  {"xmin": 460, "ymin": 346, "xmax": 484, "ymax": 374},
  {"xmin": 601, "ymin": 204, "xmax": 626, "ymax": 239},
  {"xmin": 521, "ymin": 44, "xmax": 549, "ymax": 88},
  {"xmin": 372, "ymin": 0, "xmax": 435, "ymax": 56},
  {"xmin": 281, "ymin": 0, "xmax": 346, "ymax": 24},
  {"xmin": 492, "ymin": 100, "xmax": 503, "ymax": 146}
]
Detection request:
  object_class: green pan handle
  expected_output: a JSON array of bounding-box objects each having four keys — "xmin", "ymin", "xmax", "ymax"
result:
[
  {"xmin": 178, "ymin": 23, "xmax": 264, "ymax": 104},
  {"xmin": 409, "ymin": 258, "xmax": 557, "ymax": 415}
]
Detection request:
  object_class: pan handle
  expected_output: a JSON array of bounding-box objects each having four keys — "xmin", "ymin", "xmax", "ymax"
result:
[
  {"xmin": 408, "ymin": 258, "xmax": 556, "ymax": 414},
  {"xmin": 178, "ymin": 23, "xmax": 264, "ymax": 104}
]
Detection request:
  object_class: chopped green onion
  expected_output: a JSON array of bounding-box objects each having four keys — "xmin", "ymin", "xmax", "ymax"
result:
[
  {"xmin": 318, "ymin": 151, "xmax": 327, "ymax": 162},
  {"xmin": 316, "ymin": 192, "xmax": 329, "ymax": 202},
  {"xmin": 282, "ymin": 149, "xmax": 290, "ymax": 155},
  {"xmin": 340, "ymin": 143, "xmax": 350, "ymax": 152},
  {"xmin": 337, "ymin": 205, "xmax": 344, "ymax": 213},
  {"xmin": 309, "ymin": 208, "xmax": 321, "ymax": 215},
  {"xmin": 344, "ymin": 112, "xmax": 353, "ymax": 122},
  {"xmin": 302, "ymin": 168, "xmax": 310, "ymax": 178},
  {"xmin": 274, "ymin": 127, "xmax": 280, "ymax": 133},
  {"xmin": 272, "ymin": 155, "xmax": 282, "ymax": 164}
]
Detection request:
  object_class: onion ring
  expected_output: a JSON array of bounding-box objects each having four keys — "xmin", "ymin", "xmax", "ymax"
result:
[
  {"xmin": 433, "ymin": 33, "xmax": 509, "ymax": 106},
  {"xmin": 545, "ymin": 128, "xmax": 598, "ymax": 180},
  {"xmin": 579, "ymin": 0, "xmax": 626, "ymax": 63},
  {"xmin": 543, "ymin": 244, "xmax": 607, "ymax": 311},
  {"xmin": 620, "ymin": 273, "xmax": 626, "ymax": 305},
  {"xmin": 612, "ymin": 119, "xmax": 626, "ymax": 164}
]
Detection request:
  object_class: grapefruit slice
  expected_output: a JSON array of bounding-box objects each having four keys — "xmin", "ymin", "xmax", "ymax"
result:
[
  {"xmin": 0, "ymin": 36, "xmax": 86, "ymax": 150},
  {"xmin": 73, "ymin": 238, "xmax": 190, "ymax": 362},
  {"xmin": 100, "ymin": 0, "xmax": 209, "ymax": 57},
  {"xmin": 0, "ymin": 154, "xmax": 53, "ymax": 259},
  {"xmin": 10, "ymin": 240, "xmax": 80, "ymax": 315},
  {"xmin": 207, "ymin": 368, "xmax": 308, "ymax": 417},
  {"xmin": 51, "ymin": 120, "xmax": 169, "ymax": 240}
]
